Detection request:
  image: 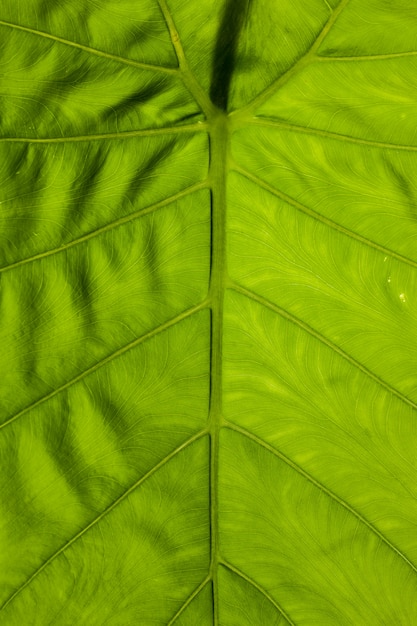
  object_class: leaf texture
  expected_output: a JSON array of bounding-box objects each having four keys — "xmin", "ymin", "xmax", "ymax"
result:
[{"xmin": 1, "ymin": 0, "xmax": 417, "ymax": 623}]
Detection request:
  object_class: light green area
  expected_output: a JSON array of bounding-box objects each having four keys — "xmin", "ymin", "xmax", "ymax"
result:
[{"xmin": 0, "ymin": 0, "xmax": 416, "ymax": 623}]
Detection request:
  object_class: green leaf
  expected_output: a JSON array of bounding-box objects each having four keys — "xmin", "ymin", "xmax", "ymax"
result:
[{"xmin": 1, "ymin": 0, "xmax": 417, "ymax": 623}]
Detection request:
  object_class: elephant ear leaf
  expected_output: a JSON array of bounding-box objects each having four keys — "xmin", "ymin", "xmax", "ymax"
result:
[{"xmin": 1, "ymin": 0, "xmax": 417, "ymax": 624}]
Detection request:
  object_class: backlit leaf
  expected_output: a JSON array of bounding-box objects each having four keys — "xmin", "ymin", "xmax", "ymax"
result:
[{"xmin": 1, "ymin": 1, "xmax": 417, "ymax": 623}]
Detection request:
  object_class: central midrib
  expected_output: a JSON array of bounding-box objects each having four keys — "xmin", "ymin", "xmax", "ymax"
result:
[{"xmin": 208, "ymin": 108, "xmax": 229, "ymax": 624}]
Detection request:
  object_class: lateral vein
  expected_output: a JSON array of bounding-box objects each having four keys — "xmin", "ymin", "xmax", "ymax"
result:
[
  {"xmin": 167, "ymin": 577, "xmax": 210, "ymax": 625},
  {"xmin": 0, "ymin": 182, "xmax": 208, "ymax": 273},
  {"xmin": 230, "ymin": 283, "xmax": 417, "ymax": 413},
  {"xmin": 225, "ymin": 422, "xmax": 417, "ymax": 578},
  {"xmin": 0, "ymin": 431, "xmax": 207, "ymax": 612},
  {"xmin": 317, "ymin": 51, "xmax": 417, "ymax": 62},
  {"xmin": 0, "ymin": 123, "xmax": 208, "ymax": 144},
  {"xmin": 219, "ymin": 560, "xmax": 295, "ymax": 625},
  {"xmin": 0, "ymin": 18, "xmax": 177, "ymax": 74},
  {"xmin": 233, "ymin": 165, "xmax": 417, "ymax": 270},
  {"xmin": 157, "ymin": 0, "xmax": 215, "ymax": 117},
  {"xmin": 248, "ymin": 118, "xmax": 417, "ymax": 152},
  {"xmin": 0, "ymin": 303, "xmax": 207, "ymax": 431},
  {"xmin": 232, "ymin": 0, "xmax": 351, "ymax": 118}
]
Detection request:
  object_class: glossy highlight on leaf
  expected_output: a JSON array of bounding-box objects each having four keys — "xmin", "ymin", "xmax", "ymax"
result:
[{"xmin": 1, "ymin": 0, "xmax": 417, "ymax": 623}]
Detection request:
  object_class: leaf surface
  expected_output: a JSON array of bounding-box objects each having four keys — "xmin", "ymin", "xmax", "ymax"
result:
[{"xmin": 1, "ymin": 0, "xmax": 417, "ymax": 623}]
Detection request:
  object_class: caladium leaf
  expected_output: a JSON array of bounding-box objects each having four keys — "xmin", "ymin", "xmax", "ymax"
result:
[{"xmin": 1, "ymin": 0, "xmax": 417, "ymax": 623}]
